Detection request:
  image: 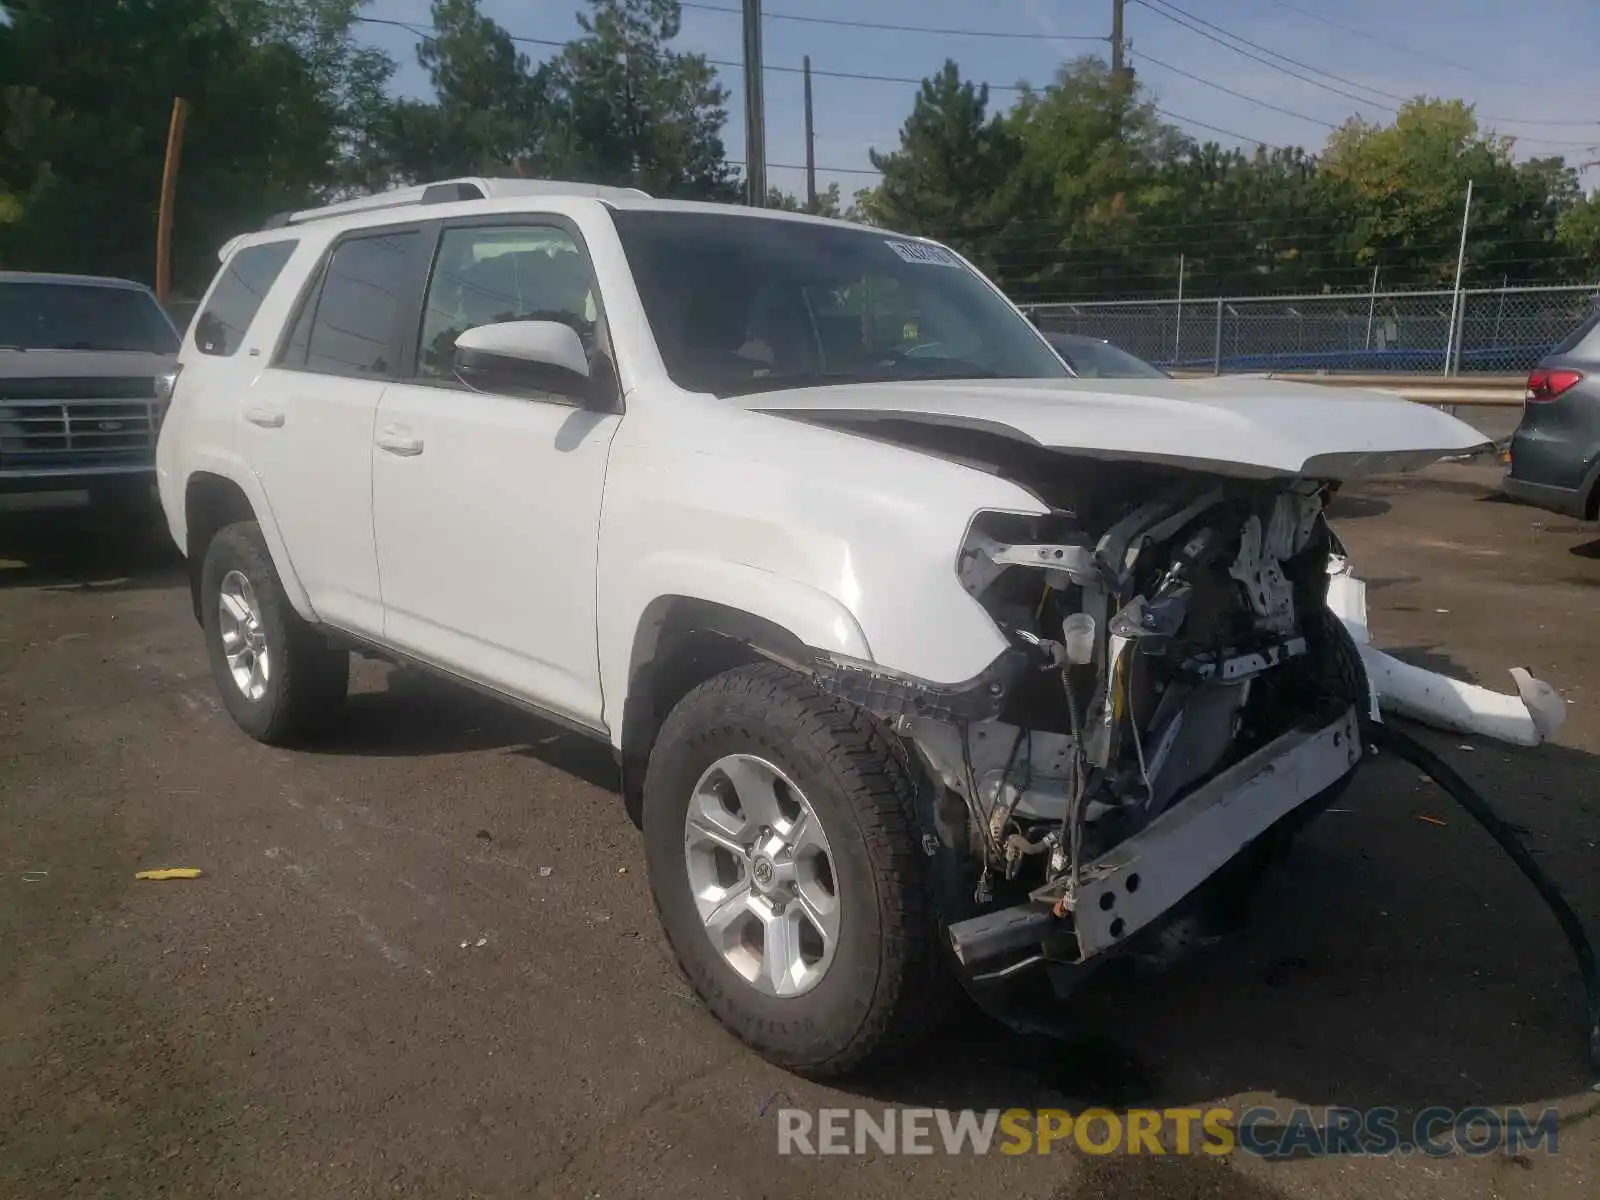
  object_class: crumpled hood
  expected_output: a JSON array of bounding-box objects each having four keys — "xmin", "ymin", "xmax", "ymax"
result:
[{"xmin": 741, "ymin": 375, "xmax": 1492, "ymax": 480}]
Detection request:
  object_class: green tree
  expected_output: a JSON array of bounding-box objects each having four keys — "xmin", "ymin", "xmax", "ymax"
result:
[
  {"xmin": 1319, "ymin": 98, "xmax": 1578, "ymax": 286},
  {"xmin": 548, "ymin": 0, "xmax": 737, "ymax": 199},
  {"xmin": 862, "ymin": 60, "xmax": 1024, "ymax": 275},
  {"xmin": 1147, "ymin": 143, "xmax": 1360, "ymax": 293},
  {"xmin": 1557, "ymin": 190, "xmax": 1600, "ymax": 276},
  {"xmin": 374, "ymin": 0, "xmax": 554, "ymax": 182},
  {"xmin": 998, "ymin": 57, "xmax": 1189, "ymax": 298},
  {"xmin": 765, "ymin": 182, "xmax": 842, "ymax": 217},
  {"xmin": 226, "ymin": 0, "xmax": 398, "ymax": 194},
  {"xmin": 0, "ymin": 0, "xmax": 368, "ymax": 290}
]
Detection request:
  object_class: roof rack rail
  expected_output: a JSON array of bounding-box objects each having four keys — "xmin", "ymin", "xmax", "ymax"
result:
[{"xmin": 259, "ymin": 177, "xmax": 652, "ymax": 231}]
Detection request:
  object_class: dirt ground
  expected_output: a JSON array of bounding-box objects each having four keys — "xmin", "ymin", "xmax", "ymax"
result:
[{"xmin": 2, "ymin": 461, "xmax": 1597, "ymax": 1199}]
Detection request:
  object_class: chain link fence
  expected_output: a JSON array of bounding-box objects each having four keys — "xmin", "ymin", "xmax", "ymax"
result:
[{"xmin": 1026, "ymin": 284, "xmax": 1600, "ymax": 375}]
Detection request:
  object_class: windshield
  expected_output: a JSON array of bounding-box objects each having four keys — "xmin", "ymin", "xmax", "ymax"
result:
[
  {"xmin": 610, "ymin": 211, "xmax": 1069, "ymax": 397},
  {"xmin": 1046, "ymin": 333, "xmax": 1168, "ymax": 379},
  {"xmin": 0, "ymin": 281, "xmax": 179, "ymax": 353}
]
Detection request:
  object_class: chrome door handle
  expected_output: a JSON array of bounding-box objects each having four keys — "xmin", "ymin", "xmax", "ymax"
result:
[
  {"xmin": 243, "ymin": 406, "xmax": 284, "ymax": 428},
  {"xmin": 376, "ymin": 429, "xmax": 424, "ymax": 456}
]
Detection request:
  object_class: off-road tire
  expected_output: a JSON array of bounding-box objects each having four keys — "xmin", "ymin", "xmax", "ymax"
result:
[
  {"xmin": 201, "ymin": 521, "xmax": 348, "ymax": 745},
  {"xmin": 642, "ymin": 662, "xmax": 955, "ymax": 1078}
]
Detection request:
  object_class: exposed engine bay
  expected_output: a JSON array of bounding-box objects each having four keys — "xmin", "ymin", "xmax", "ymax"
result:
[
  {"xmin": 944, "ymin": 474, "xmax": 1362, "ymax": 946},
  {"xmin": 786, "ymin": 415, "xmax": 1597, "ymax": 1071},
  {"xmin": 807, "ymin": 436, "xmax": 1372, "ymax": 980}
]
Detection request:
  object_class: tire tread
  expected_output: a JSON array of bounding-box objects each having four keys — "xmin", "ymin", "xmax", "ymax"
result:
[{"xmin": 647, "ymin": 661, "xmax": 955, "ymax": 1077}]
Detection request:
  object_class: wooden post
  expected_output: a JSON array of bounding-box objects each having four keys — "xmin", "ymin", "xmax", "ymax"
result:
[{"xmin": 155, "ymin": 97, "xmax": 189, "ymax": 305}]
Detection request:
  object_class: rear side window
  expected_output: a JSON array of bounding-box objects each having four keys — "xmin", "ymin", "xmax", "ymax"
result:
[
  {"xmin": 194, "ymin": 240, "xmax": 297, "ymax": 356},
  {"xmin": 288, "ymin": 231, "xmax": 420, "ymax": 377}
]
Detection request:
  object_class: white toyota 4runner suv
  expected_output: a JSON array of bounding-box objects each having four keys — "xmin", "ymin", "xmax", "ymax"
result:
[{"xmin": 157, "ymin": 177, "xmax": 1489, "ymax": 1078}]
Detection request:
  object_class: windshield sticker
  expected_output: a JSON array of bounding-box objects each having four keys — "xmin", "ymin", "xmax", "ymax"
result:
[{"xmin": 884, "ymin": 239, "xmax": 963, "ymax": 268}]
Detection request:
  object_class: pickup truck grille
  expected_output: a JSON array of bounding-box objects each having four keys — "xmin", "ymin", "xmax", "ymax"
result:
[{"xmin": 0, "ymin": 377, "xmax": 159, "ymax": 472}]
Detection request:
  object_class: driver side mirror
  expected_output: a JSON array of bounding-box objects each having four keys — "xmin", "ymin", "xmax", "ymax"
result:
[{"xmin": 453, "ymin": 320, "xmax": 611, "ymax": 410}]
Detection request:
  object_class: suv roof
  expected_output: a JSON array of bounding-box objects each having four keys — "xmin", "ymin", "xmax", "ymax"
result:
[
  {"xmin": 263, "ymin": 176, "xmax": 654, "ymax": 230},
  {"xmin": 218, "ymin": 177, "xmax": 896, "ymax": 264}
]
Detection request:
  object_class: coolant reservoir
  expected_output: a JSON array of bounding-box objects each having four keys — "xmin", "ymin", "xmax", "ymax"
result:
[{"xmin": 1062, "ymin": 613, "xmax": 1096, "ymax": 666}]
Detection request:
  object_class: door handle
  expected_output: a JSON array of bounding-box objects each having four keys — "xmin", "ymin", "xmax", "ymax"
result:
[
  {"xmin": 376, "ymin": 429, "xmax": 424, "ymax": 457},
  {"xmin": 243, "ymin": 406, "xmax": 284, "ymax": 428}
]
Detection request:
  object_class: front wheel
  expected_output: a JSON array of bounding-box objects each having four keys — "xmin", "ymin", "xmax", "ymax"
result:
[
  {"xmin": 642, "ymin": 663, "xmax": 953, "ymax": 1078},
  {"xmin": 200, "ymin": 521, "xmax": 349, "ymax": 745}
]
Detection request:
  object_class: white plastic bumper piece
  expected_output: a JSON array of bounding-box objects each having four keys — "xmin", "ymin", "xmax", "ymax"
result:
[{"xmin": 1325, "ymin": 557, "xmax": 1566, "ymax": 747}]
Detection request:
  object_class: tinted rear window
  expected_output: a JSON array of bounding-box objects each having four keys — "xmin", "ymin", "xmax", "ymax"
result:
[
  {"xmin": 194, "ymin": 240, "xmax": 298, "ymax": 356},
  {"xmin": 297, "ymin": 232, "xmax": 419, "ymax": 376},
  {"xmin": 0, "ymin": 281, "xmax": 179, "ymax": 353}
]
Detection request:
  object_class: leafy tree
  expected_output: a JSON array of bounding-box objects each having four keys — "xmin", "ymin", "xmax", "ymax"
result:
[
  {"xmin": 0, "ymin": 0, "xmax": 362, "ymax": 290},
  {"xmin": 862, "ymin": 60, "xmax": 1024, "ymax": 275},
  {"xmin": 225, "ymin": 0, "xmax": 398, "ymax": 194},
  {"xmin": 374, "ymin": 0, "xmax": 554, "ymax": 183},
  {"xmin": 548, "ymin": 0, "xmax": 737, "ymax": 199},
  {"xmin": 1557, "ymin": 191, "xmax": 1600, "ymax": 276},
  {"xmin": 1319, "ymin": 98, "xmax": 1578, "ymax": 286},
  {"xmin": 994, "ymin": 57, "xmax": 1189, "ymax": 298},
  {"xmin": 765, "ymin": 182, "xmax": 842, "ymax": 217},
  {"xmin": 1148, "ymin": 143, "xmax": 1360, "ymax": 293}
]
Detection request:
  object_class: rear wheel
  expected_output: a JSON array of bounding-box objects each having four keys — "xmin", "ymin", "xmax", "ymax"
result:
[
  {"xmin": 200, "ymin": 521, "xmax": 348, "ymax": 745},
  {"xmin": 642, "ymin": 663, "xmax": 953, "ymax": 1078}
]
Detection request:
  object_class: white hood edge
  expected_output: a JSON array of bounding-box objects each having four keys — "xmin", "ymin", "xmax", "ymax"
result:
[{"xmin": 743, "ymin": 376, "xmax": 1493, "ymax": 481}]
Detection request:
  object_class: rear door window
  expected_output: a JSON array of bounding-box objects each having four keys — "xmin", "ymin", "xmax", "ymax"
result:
[
  {"xmin": 284, "ymin": 230, "xmax": 422, "ymax": 377},
  {"xmin": 193, "ymin": 240, "xmax": 297, "ymax": 356}
]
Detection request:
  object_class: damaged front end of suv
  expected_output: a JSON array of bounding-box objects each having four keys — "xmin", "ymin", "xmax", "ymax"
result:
[
  {"xmin": 793, "ymin": 429, "xmax": 1587, "ymax": 1053},
  {"xmin": 813, "ymin": 460, "xmax": 1369, "ymax": 1006}
]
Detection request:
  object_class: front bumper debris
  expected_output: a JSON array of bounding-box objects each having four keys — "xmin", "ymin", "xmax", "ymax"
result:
[
  {"xmin": 949, "ymin": 706, "xmax": 1361, "ymax": 974},
  {"xmin": 1325, "ymin": 558, "xmax": 1566, "ymax": 746}
]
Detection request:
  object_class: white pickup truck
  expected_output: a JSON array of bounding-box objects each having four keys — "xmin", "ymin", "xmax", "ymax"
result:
[{"xmin": 156, "ymin": 177, "xmax": 1497, "ymax": 1078}]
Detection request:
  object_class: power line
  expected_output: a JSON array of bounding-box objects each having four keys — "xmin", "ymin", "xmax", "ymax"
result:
[
  {"xmin": 762, "ymin": 161, "xmax": 881, "ymax": 176},
  {"xmin": 358, "ymin": 10, "xmax": 1596, "ymax": 152},
  {"xmin": 1137, "ymin": 0, "xmax": 1600, "ymax": 133},
  {"xmin": 1132, "ymin": 0, "xmax": 1396, "ymax": 115},
  {"xmin": 1258, "ymin": 0, "xmax": 1522, "ymax": 88},
  {"xmin": 1135, "ymin": 51, "xmax": 1335, "ymax": 130},
  {"xmin": 678, "ymin": 1, "xmax": 1104, "ymax": 42},
  {"xmin": 355, "ymin": 11, "xmax": 1291, "ymax": 149},
  {"xmin": 1153, "ymin": 108, "xmax": 1283, "ymax": 149},
  {"xmin": 355, "ymin": 17, "xmax": 885, "ymax": 177}
]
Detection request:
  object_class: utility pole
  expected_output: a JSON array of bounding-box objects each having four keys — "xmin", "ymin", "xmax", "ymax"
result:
[
  {"xmin": 742, "ymin": 0, "xmax": 767, "ymax": 207},
  {"xmin": 155, "ymin": 97, "xmax": 189, "ymax": 305},
  {"xmin": 803, "ymin": 55, "xmax": 816, "ymax": 212},
  {"xmin": 1111, "ymin": 0, "xmax": 1126, "ymax": 75}
]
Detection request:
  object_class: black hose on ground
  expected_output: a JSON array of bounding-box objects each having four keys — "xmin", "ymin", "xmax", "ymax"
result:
[{"xmin": 1363, "ymin": 717, "xmax": 1600, "ymax": 1075}]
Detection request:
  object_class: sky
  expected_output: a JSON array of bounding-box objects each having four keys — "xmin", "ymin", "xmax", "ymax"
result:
[{"xmin": 351, "ymin": 0, "xmax": 1600, "ymax": 198}]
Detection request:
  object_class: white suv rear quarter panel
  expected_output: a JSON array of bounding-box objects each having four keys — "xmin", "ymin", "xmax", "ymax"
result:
[{"xmin": 160, "ymin": 237, "xmax": 342, "ymax": 623}]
